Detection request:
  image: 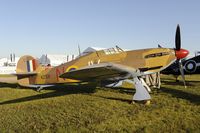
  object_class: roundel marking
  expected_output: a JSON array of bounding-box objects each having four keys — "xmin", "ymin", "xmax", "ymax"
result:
[
  {"xmin": 184, "ymin": 60, "xmax": 197, "ymax": 73},
  {"xmin": 68, "ymin": 68, "xmax": 76, "ymax": 71},
  {"xmin": 66, "ymin": 65, "xmax": 78, "ymax": 72}
]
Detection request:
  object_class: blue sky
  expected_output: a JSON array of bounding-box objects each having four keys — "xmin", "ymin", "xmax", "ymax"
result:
[{"xmin": 0, "ymin": 0, "xmax": 200, "ymax": 57}]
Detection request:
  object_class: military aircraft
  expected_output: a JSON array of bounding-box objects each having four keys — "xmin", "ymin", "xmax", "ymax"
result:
[
  {"xmin": 162, "ymin": 54, "xmax": 200, "ymax": 79},
  {"xmin": 15, "ymin": 25, "xmax": 189, "ymax": 103}
]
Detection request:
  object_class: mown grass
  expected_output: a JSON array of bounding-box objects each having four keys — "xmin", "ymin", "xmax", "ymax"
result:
[{"xmin": 0, "ymin": 75, "xmax": 200, "ymax": 133}]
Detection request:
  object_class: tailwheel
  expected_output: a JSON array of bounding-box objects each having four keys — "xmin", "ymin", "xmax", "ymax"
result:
[{"xmin": 36, "ymin": 86, "xmax": 43, "ymax": 92}]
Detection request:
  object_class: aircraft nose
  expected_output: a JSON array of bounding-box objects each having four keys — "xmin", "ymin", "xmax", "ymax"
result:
[{"xmin": 175, "ymin": 49, "xmax": 189, "ymax": 59}]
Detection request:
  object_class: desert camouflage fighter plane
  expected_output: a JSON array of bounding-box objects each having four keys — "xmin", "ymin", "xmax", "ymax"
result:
[{"xmin": 15, "ymin": 25, "xmax": 189, "ymax": 102}]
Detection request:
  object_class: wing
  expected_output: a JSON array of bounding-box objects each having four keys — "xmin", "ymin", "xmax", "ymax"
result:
[
  {"xmin": 60, "ymin": 63, "xmax": 152, "ymax": 101},
  {"xmin": 59, "ymin": 63, "xmax": 137, "ymax": 81}
]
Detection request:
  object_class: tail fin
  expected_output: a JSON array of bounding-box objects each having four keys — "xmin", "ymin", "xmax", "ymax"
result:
[
  {"xmin": 16, "ymin": 55, "xmax": 39, "ymax": 87},
  {"xmin": 16, "ymin": 55, "xmax": 39, "ymax": 73}
]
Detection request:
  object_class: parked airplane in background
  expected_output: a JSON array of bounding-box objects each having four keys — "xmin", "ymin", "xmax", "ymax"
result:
[
  {"xmin": 162, "ymin": 53, "xmax": 200, "ymax": 79},
  {"xmin": 15, "ymin": 25, "xmax": 189, "ymax": 103},
  {"xmin": 39, "ymin": 54, "xmax": 77, "ymax": 67}
]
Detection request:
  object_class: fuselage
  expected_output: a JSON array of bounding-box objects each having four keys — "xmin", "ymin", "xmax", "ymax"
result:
[{"xmin": 30, "ymin": 47, "xmax": 176, "ymax": 85}]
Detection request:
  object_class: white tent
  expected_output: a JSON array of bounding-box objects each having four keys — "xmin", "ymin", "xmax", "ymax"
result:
[
  {"xmin": 80, "ymin": 47, "xmax": 106, "ymax": 56},
  {"xmin": 0, "ymin": 58, "xmax": 8, "ymax": 66},
  {"xmin": 39, "ymin": 54, "xmax": 77, "ymax": 66},
  {"xmin": 0, "ymin": 57, "xmax": 19, "ymax": 67},
  {"xmin": 0, "ymin": 55, "xmax": 19, "ymax": 74}
]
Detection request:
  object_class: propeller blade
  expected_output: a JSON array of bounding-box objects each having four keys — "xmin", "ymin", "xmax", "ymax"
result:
[
  {"xmin": 175, "ymin": 25, "xmax": 181, "ymax": 50},
  {"xmin": 174, "ymin": 25, "xmax": 189, "ymax": 59},
  {"xmin": 178, "ymin": 59, "xmax": 187, "ymax": 88}
]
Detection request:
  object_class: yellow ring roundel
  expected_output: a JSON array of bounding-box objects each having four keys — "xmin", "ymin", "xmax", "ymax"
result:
[{"xmin": 66, "ymin": 65, "xmax": 78, "ymax": 72}]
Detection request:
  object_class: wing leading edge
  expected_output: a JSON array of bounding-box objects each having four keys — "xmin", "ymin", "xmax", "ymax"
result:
[{"xmin": 59, "ymin": 63, "xmax": 137, "ymax": 81}]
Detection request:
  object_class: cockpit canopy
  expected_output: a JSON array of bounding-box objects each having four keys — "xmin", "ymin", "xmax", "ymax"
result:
[{"xmin": 80, "ymin": 46, "xmax": 124, "ymax": 57}]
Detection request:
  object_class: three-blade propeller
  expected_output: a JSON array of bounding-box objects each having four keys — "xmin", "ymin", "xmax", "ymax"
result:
[{"xmin": 174, "ymin": 25, "xmax": 189, "ymax": 88}]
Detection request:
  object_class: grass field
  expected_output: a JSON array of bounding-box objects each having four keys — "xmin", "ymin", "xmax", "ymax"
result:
[{"xmin": 0, "ymin": 75, "xmax": 200, "ymax": 133}]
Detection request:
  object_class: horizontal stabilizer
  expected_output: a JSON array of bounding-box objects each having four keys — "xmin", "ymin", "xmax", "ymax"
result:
[{"xmin": 14, "ymin": 72, "xmax": 37, "ymax": 79}]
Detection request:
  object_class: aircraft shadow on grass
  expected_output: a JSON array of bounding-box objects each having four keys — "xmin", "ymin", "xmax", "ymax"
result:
[
  {"xmin": 159, "ymin": 79, "xmax": 200, "ymax": 105},
  {"xmin": 93, "ymin": 95, "xmax": 133, "ymax": 104},
  {"xmin": 161, "ymin": 80, "xmax": 199, "ymax": 87},
  {"xmin": 99, "ymin": 87, "xmax": 135, "ymax": 95},
  {"xmin": 0, "ymin": 82, "xmax": 18, "ymax": 88},
  {"xmin": 95, "ymin": 82, "xmax": 200, "ymax": 105},
  {"xmin": 96, "ymin": 86, "xmax": 200, "ymax": 105},
  {"xmin": 0, "ymin": 84, "xmax": 97, "ymax": 105},
  {"xmin": 93, "ymin": 87, "xmax": 135, "ymax": 104},
  {"xmin": 160, "ymin": 87, "xmax": 200, "ymax": 105},
  {"xmin": 0, "ymin": 81, "xmax": 136, "ymax": 105},
  {"xmin": 1, "ymin": 81, "xmax": 200, "ymax": 105}
]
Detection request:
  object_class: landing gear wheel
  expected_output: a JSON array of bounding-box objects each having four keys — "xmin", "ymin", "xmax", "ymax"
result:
[
  {"xmin": 131, "ymin": 100, "xmax": 151, "ymax": 105},
  {"xmin": 144, "ymin": 100, "xmax": 151, "ymax": 105},
  {"xmin": 131, "ymin": 100, "xmax": 135, "ymax": 104}
]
